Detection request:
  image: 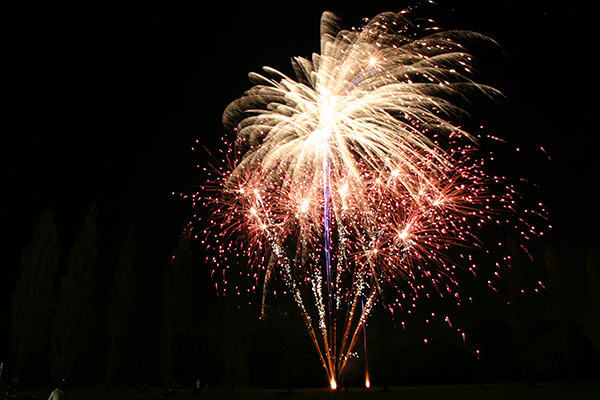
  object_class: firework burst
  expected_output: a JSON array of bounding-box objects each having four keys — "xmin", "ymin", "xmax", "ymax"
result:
[{"xmin": 201, "ymin": 9, "xmax": 544, "ymax": 387}]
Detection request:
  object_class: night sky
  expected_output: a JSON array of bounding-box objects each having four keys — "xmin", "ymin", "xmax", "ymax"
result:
[{"xmin": 1, "ymin": 0, "xmax": 597, "ymax": 371}]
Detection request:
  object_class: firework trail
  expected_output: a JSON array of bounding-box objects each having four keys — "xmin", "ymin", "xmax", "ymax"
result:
[{"xmin": 204, "ymin": 9, "xmax": 543, "ymax": 387}]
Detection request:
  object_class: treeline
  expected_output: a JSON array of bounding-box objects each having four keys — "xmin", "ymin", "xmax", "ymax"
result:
[
  {"xmin": 221, "ymin": 235, "xmax": 600, "ymax": 389},
  {"xmin": 4, "ymin": 206, "xmax": 323, "ymax": 393},
  {"xmin": 363, "ymin": 237, "xmax": 600, "ymax": 388},
  {"xmin": 5, "ymin": 207, "xmax": 600, "ymax": 391},
  {"xmin": 4, "ymin": 206, "xmax": 224, "ymax": 392}
]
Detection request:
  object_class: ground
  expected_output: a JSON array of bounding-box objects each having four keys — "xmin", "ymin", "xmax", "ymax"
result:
[{"xmin": 13, "ymin": 383, "xmax": 600, "ymax": 400}]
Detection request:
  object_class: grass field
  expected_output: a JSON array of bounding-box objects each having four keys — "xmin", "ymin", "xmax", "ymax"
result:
[{"xmin": 17, "ymin": 383, "xmax": 600, "ymax": 400}]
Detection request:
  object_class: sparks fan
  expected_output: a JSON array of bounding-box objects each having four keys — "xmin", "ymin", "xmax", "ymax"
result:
[{"xmin": 207, "ymin": 10, "xmax": 531, "ymax": 387}]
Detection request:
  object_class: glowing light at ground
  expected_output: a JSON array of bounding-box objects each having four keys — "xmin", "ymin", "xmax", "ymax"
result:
[{"xmin": 202, "ymin": 8, "xmax": 547, "ymax": 386}]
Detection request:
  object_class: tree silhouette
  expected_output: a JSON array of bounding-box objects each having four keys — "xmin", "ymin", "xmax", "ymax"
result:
[
  {"xmin": 159, "ymin": 226, "xmax": 192, "ymax": 392},
  {"xmin": 502, "ymin": 235, "xmax": 535, "ymax": 386},
  {"xmin": 248, "ymin": 303, "xmax": 321, "ymax": 390},
  {"xmin": 220, "ymin": 278, "xmax": 250, "ymax": 394},
  {"xmin": 9, "ymin": 209, "xmax": 58, "ymax": 385},
  {"xmin": 545, "ymin": 245, "xmax": 577, "ymax": 384},
  {"xmin": 105, "ymin": 226, "xmax": 135, "ymax": 392},
  {"xmin": 50, "ymin": 204, "xmax": 98, "ymax": 384},
  {"xmin": 585, "ymin": 248, "xmax": 600, "ymax": 348}
]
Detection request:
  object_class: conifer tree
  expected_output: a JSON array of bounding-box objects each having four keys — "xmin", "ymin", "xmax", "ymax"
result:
[
  {"xmin": 105, "ymin": 226, "xmax": 135, "ymax": 392},
  {"xmin": 159, "ymin": 226, "xmax": 192, "ymax": 391},
  {"xmin": 9, "ymin": 210, "xmax": 58, "ymax": 385},
  {"xmin": 51, "ymin": 204, "xmax": 98, "ymax": 384}
]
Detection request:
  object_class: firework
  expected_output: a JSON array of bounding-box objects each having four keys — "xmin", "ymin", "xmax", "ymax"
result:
[{"xmin": 204, "ymin": 10, "xmax": 542, "ymax": 387}]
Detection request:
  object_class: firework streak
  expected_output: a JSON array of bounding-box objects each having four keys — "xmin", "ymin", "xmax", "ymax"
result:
[{"xmin": 204, "ymin": 10, "xmax": 545, "ymax": 387}]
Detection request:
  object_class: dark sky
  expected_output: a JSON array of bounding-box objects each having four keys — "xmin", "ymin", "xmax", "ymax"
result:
[{"xmin": 1, "ymin": 0, "xmax": 597, "ymax": 356}]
